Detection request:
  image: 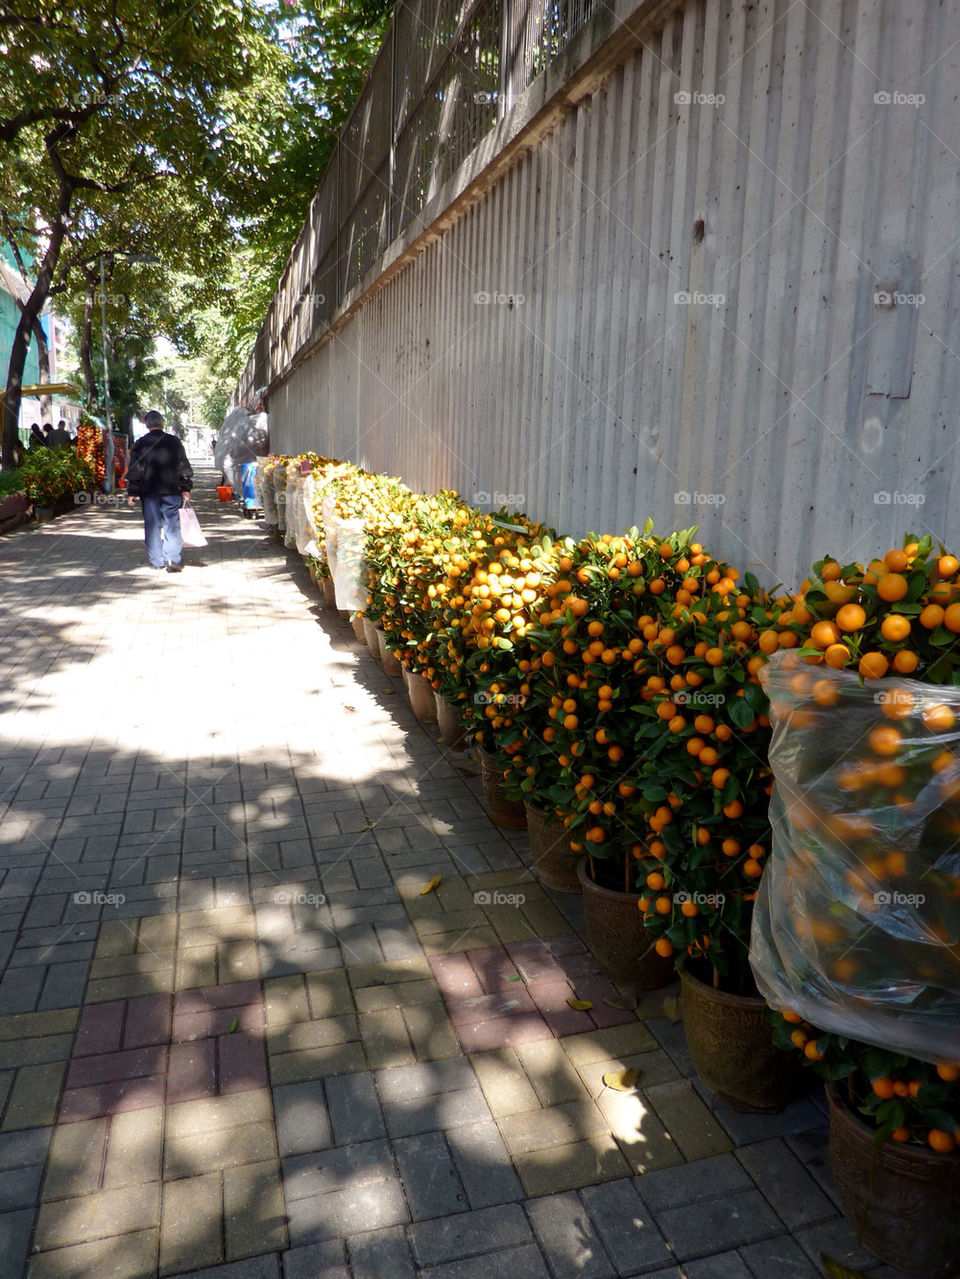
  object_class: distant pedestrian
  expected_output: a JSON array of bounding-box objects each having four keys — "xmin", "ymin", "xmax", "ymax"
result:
[
  {"xmin": 126, "ymin": 409, "xmax": 193, "ymax": 573},
  {"xmin": 29, "ymin": 424, "xmax": 46, "ymax": 449},
  {"xmin": 41, "ymin": 423, "xmax": 53, "ymax": 447},
  {"xmin": 51, "ymin": 419, "xmax": 70, "ymax": 449}
]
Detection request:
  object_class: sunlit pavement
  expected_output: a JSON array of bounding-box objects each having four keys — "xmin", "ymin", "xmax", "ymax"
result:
[{"xmin": 0, "ymin": 466, "xmax": 900, "ymax": 1278}]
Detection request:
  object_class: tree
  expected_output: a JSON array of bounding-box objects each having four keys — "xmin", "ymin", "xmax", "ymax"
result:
[{"xmin": 1, "ymin": 0, "xmax": 286, "ymax": 468}]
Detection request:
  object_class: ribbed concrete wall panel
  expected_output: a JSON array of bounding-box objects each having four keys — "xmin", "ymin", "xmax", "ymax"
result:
[{"xmin": 268, "ymin": 0, "xmax": 960, "ymax": 587}]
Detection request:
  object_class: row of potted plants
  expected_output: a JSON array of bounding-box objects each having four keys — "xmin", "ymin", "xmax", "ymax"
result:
[{"xmin": 258, "ymin": 455, "xmax": 959, "ymax": 1276}]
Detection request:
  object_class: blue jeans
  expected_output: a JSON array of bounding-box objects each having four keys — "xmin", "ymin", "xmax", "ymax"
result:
[{"xmin": 141, "ymin": 494, "xmax": 182, "ymax": 566}]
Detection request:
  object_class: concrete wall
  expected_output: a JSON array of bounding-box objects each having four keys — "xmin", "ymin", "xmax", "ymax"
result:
[{"xmin": 265, "ymin": 0, "xmax": 960, "ymax": 588}]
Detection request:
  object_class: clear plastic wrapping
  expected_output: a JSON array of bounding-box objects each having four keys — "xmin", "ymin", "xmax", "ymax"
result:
[
  {"xmin": 320, "ymin": 495, "xmax": 365, "ymax": 611},
  {"xmin": 750, "ymin": 651, "xmax": 960, "ymax": 1062}
]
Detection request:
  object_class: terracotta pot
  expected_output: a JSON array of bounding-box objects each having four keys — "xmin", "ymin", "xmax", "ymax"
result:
[
  {"xmin": 435, "ymin": 694, "xmax": 468, "ymax": 749},
  {"xmin": 525, "ymin": 802, "xmax": 581, "ymax": 893},
  {"xmin": 376, "ymin": 628, "xmax": 402, "ymax": 676},
  {"xmin": 678, "ymin": 962, "xmax": 804, "ymax": 1113},
  {"xmin": 350, "ymin": 614, "xmax": 366, "ymax": 642},
  {"xmin": 362, "ymin": 616, "xmax": 380, "ymax": 652},
  {"xmin": 406, "ymin": 670, "xmax": 438, "ymax": 724},
  {"xmin": 321, "ymin": 577, "xmax": 336, "ymax": 609},
  {"xmin": 578, "ymin": 857, "xmax": 674, "ymax": 987},
  {"xmin": 827, "ymin": 1086, "xmax": 960, "ymax": 1278},
  {"xmin": 477, "ymin": 747, "xmax": 526, "ymax": 829}
]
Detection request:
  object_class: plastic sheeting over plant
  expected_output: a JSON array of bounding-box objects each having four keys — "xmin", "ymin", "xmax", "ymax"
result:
[
  {"xmin": 215, "ymin": 407, "xmax": 268, "ymax": 489},
  {"xmin": 321, "ymin": 495, "xmax": 365, "ymax": 611},
  {"xmin": 750, "ymin": 650, "xmax": 960, "ymax": 1062}
]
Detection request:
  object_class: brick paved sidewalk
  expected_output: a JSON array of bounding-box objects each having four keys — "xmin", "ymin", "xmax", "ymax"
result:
[{"xmin": 0, "ymin": 469, "xmax": 904, "ymax": 1279}]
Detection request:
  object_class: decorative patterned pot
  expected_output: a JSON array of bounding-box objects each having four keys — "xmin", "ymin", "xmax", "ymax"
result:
[
  {"xmin": 678, "ymin": 962, "xmax": 803, "ymax": 1113},
  {"xmin": 578, "ymin": 858, "xmax": 674, "ymax": 987},
  {"xmin": 435, "ymin": 694, "xmax": 468, "ymax": 749},
  {"xmin": 477, "ymin": 747, "xmax": 526, "ymax": 829},
  {"xmin": 827, "ymin": 1086, "xmax": 960, "ymax": 1277},
  {"xmin": 525, "ymin": 802, "xmax": 580, "ymax": 892},
  {"xmin": 376, "ymin": 628, "xmax": 402, "ymax": 676}
]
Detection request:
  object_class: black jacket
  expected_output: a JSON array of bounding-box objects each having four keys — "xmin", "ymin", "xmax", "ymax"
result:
[{"xmin": 127, "ymin": 430, "xmax": 193, "ymax": 497}]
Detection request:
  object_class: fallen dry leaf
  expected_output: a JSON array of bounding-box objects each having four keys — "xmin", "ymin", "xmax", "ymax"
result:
[
  {"xmin": 602, "ymin": 1068, "xmax": 639, "ymax": 1092},
  {"xmin": 662, "ymin": 994, "xmax": 682, "ymax": 1022},
  {"xmin": 821, "ymin": 1256, "xmax": 867, "ymax": 1279},
  {"xmin": 566, "ymin": 998, "xmax": 594, "ymax": 1011},
  {"xmin": 603, "ymin": 993, "xmax": 637, "ymax": 1012},
  {"xmin": 418, "ymin": 874, "xmax": 442, "ymax": 896}
]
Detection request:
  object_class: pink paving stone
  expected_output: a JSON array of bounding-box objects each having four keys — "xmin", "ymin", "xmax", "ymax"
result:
[
  {"xmin": 504, "ymin": 941, "xmax": 566, "ymax": 983},
  {"xmin": 466, "ymin": 947, "xmax": 522, "ymax": 993},
  {"xmin": 428, "ymin": 953, "xmax": 484, "ymax": 1000},
  {"xmin": 218, "ymin": 1032, "xmax": 269, "ymax": 1093},
  {"xmin": 445, "ymin": 988, "xmax": 537, "ymax": 1027},
  {"xmin": 66, "ymin": 1044, "xmax": 167, "ymax": 1089},
  {"xmin": 455, "ymin": 1012, "xmax": 552, "ymax": 1053},
  {"xmin": 122, "ymin": 993, "xmax": 173, "ymax": 1048},
  {"xmin": 59, "ymin": 1075, "xmax": 166, "ymax": 1122},
  {"xmin": 540, "ymin": 1007, "xmax": 596, "ymax": 1037},
  {"xmin": 586, "ymin": 1001, "xmax": 638, "ymax": 1029},
  {"xmin": 173, "ymin": 981, "xmax": 262, "ymax": 1014},
  {"xmin": 166, "ymin": 1039, "xmax": 217, "ymax": 1102},
  {"xmin": 74, "ymin": 1001, "xmax": 125, "ymax": 1056},
  {"xmin": 172, "ymin": 1002, "xmax": 264, "ymax": 1043},
  {"xmin": 542, "ymin": 935, "xmax": 590, "ymax": 958}
]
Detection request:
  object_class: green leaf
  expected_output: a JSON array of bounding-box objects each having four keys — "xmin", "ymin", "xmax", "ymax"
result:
[
  {"xmin": 229, "ymin": 1017, "xmax": 240, "ymax": 1033},
  {"xmin": 821, "ymin": 1255, "xmax": 867, "ymax": 1279}
]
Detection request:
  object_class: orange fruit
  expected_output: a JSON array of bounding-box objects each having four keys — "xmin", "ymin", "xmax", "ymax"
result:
[
  {"xmin": 680, "ymin": 899, "xmax": 699, "ymax": 918},
  {"xmin": 891, "ymin": 1127, "xmax": 911, "ymax": 1142},
  {"xmin": 880, "ymin": 687, "xmax": 913, "ymax": 719},
  {"xmin": 928, "ymin": 1129, "xmax": 957, "ymax": 1153},
  {"xmin": 859, "ymin": 651, "xmax": 889, "ymax": 680},
  {"xmin": 654, "ymin": 896, "xmax": 672, "ymax": 915},
  {"xmin": 944, "ymin": 603, "xmax": 960, "ymax": 633},
  {"xmin": 836, "ymin": 604, "xmax": 867, "ymax": 632},
  {"xmin": 704, "ymin": 647, "xmax": 724, "ymax": 666},
  {"xmin": 920, "ymin": 604, "xmax": 945, "ymax": 629},
  {"xmin": 924, "ymin": 704, "xmax": 956, "ymax": 733},
  {"xmin": 803, "ymin": 1040, "xmax": 823, "ymax": 1061},
  {"xmin": 885, "ymin": 548, "xmax": 910, "ymax": 572},
  {"xmin": 868, "ymin": 724, "xmax": 902, "ymax": 756},
  {"xmin": 759, "ymin": 630, "xmax": 779, "ymax": 654},
  {"xmin": 824, "ymin": 643, "xmax": 851, "ymax": 669},
  {"xmin": 880, "ymin": 614, "xmax": 911, "ymax": 642},
  {"xmin": 654, "ymin": 937, "xmax": 674, "ymax": 957},
  {"xmin": 877, "ymin": 573, "xmax": 909, "ymax": 603},
  {"xmin": 810, "ymin": 621, "xmax": 841, "ymax": 649},
  {"xmin": 872, "ymin": 1077, "xmax": 896, "ymax": 1099},
  {"xmin": 721, "ymin": 838, "xmax": 740, "ymax": 857},
  {"xmin": 893, "ymin": 649, "xmax": 920, "ymax": 674},
  {"xmin": 939, "ymin": 555, "xmax": 960, "ymax": 579},
  {"xmin": 646, "ymin": 872, "xmax": 665, "ymax": 891},
  {"xmin": 742, "ymin": 858, "xmax": 763, "ymax": 878},
  {"xmin": 812, "ymin": 678, "xmax": 839, "ymax": 706},
  {"xmin": 936, "ymin": 1063, "xmax": 960, "ymax": 1082},
  {"xmin": 821, "ymin": 560, "xmax": 843, "ymax": 581}
]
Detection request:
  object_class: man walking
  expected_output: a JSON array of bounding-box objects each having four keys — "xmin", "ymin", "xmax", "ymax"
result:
[{"xmin": 126, "ymin": 410, "xmax": 193, "ymax": 573}]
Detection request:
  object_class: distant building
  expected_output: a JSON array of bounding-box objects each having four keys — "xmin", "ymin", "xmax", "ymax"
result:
[{"xmin": 0, "ymin": 248, "xmax": 75, "ymax": 441}]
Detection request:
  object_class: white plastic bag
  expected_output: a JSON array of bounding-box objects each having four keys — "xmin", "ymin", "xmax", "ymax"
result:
[
  {"xmin": 321, "ymin": 495, "xmax": 366, "ymax": 610},
  {"xmin": 179, "ymin": 504, "xmax": 207, "ymax": 548}
]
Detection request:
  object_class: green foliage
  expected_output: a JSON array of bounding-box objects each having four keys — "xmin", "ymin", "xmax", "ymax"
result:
[{"xmin": 18, "ymin": 451, "xmax": 93, "ymax": 506}]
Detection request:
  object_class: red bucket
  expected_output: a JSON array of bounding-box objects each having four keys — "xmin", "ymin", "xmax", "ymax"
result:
[{"xmin": 216, "ymin": 485, "xmax": 232, "ymax": 501}]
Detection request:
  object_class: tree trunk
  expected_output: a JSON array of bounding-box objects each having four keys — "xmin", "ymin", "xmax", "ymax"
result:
[
  {"xmin": 78, "ymin": 277, "xmax": 97, "ymax": 409},
  {"xmin": 33, "ymin": 317, "xmax": 51, "ymax": 424},
  {"xmin": 2, "ymin": 199, "xmax": 67, "ymax": 470}
]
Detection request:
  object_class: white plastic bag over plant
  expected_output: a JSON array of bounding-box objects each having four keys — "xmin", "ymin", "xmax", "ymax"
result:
[
  {"xmin": 216, "ymin": 407, "xmax": 268, "ymax": 489},
  {"xmin": 257, "ymin": 461, "xmax": 277, "ymax": 526},
  {"xmin": 320, "ymin": 495, "xmax": 365, "ymax": 611},
  {"xmin": 750, "ymin": 650, "xmax": 960, "ymax": 1062}
]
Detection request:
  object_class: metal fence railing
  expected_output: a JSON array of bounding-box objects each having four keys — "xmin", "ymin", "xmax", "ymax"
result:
[{"xmin": 238, "ymin": 0, "xmax": 602, "ymax": 401}]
